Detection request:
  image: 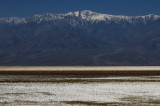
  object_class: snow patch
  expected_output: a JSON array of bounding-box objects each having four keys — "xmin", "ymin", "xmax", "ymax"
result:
[{"xmin": 0, "ymin": 10, "xmax": 159, "ymax": 24}]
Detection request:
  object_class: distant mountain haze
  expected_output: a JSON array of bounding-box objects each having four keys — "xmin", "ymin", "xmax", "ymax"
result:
[{"xmin": 0, "ymin": 10, "xmax": 160, "ymax": 66}]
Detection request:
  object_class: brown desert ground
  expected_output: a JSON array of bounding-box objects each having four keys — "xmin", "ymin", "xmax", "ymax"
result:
[{"xmin": 0, "ymin": 66, "xmax": 160, "ymax": 75}]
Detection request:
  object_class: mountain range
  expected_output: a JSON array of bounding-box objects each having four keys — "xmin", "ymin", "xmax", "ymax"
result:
[{"xmin": 0, "ymin": 10, "xmax": 160, "ymax": 66}]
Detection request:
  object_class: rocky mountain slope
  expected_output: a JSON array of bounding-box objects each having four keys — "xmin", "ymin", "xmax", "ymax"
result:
[{"xmin": 0, "ymin": 10, "xmax": 160, "ymax": 66}]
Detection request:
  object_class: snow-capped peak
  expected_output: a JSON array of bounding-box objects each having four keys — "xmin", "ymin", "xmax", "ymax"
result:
[
  {"xmin": 81, "ymin": 10, "xmax": 96, "ymax": 16},
  {"xmin": 0, "ymin": 17, "xmax": 27, "ymax": 24},
  {"xmin": 0, "ymin": 10, "xmax": 160, "ymax": 24},
  {"xmin": 141, "ymin": 14, "xmax": 160, "ymax": 20},
  {"xmin": 79, "ymin": 10, "xmax": 132, "ymax": 22},
  {"xmin": 80, "ymin": 10, "xmax": 103, "ymax": 21},
  {"xmin": 65, "ymin": 11, "xmax": 80, "ymax": 17}
]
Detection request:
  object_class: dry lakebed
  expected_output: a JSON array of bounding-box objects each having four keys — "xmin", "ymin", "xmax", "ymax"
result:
[{"xmin": 0, "ymin": 66, "xmax": 160, "ymax": 105}]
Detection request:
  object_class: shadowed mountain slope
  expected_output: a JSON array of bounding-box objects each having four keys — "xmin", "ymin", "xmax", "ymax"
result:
[{"xmin": 0, "ymin": 10, "xmax": 160, "ymax": 65}]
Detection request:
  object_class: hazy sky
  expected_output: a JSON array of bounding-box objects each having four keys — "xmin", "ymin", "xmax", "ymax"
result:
[{"xmin": 0, "ymin": 0, "xmax": 160, "ymax": 17}]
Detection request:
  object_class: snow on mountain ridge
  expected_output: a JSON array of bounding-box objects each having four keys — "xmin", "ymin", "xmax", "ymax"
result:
[{"xmin": 0, "ymin": 10, "xmax": 159, "ymax": 24}]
